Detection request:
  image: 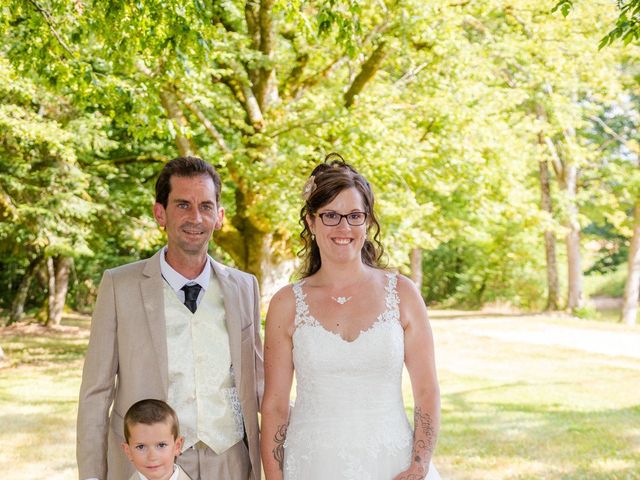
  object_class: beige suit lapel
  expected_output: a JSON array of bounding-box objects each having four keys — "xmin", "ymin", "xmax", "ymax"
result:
[
  {"xmin": 141, "ymin": 250, "xmax": 169, "ymax": 393},
  {"xmin": 211, "ymin": 260, "xmax": 242, "ymax": 389}
]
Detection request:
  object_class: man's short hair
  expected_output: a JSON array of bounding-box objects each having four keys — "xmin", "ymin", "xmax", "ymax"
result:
[
  {"xmin": 155, "ymin": 156, "xmax": 222, "ymax": 208},
  {"xmin": 123, "ymin": 399, "xmax": 180, "ymax": 443}
]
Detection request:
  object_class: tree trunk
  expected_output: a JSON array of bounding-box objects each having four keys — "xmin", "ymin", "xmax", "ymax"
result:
[
  {"xmin": 46, "ymin": 257, "xmax": 56, "ymax": 326},
  {"xmin": 410, "ymin": 248, "xmax": 423, "ymax": 292},
  {"xmin": 621, "ymin": 200, "xmax": 640, "ymax": 325},
  {"xmin": 563, "ymin": 163, "xmax": 583, "ymax": 312},
  {"xmin": 7, "ymin": 256, "xmax": 41, "ymax": 325},
  {"xmin": 160, "ymin": 87, "xmax": 195, "ymax": 156},
  {"xmin": 538, "ymin": 155, "xmax": 560, "ymax": 310},
  {"xmin": 45, "ymin": 256, "xmax": 73, "ymax": 327}
]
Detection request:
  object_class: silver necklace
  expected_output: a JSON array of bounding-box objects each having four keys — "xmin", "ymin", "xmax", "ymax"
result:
[{"xmin": 331, "ymin": 296, "xmax": 352, "ymax": 305}]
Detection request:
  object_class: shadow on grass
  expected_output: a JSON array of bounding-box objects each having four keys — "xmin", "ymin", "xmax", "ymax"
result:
[{"xmin": 438, "ymin": 388, "xmax": 640, "ymax": 479}]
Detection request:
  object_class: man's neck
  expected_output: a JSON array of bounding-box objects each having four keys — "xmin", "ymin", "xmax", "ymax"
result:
[{"xmin": 164, "ymin": 249, "xmax": 208, "ymax": 280}]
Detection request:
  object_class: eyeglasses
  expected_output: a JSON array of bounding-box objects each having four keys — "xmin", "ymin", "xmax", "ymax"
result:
[{"xmin": 317, "ymin": 211, "xmax": 368, "ymax": 226}]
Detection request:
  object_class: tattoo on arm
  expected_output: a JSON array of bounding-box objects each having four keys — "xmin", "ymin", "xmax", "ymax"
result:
[
  {"xmin": 412, "ymin": 407, "xmax": 435, "ymax": 468},
  {"xmin": 273, "ymin": 423, "xmax": 288, "ymax": 471}
]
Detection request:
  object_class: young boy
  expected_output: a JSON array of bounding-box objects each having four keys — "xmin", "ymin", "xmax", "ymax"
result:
[{"xmin": 122, "ymin": 399, "xmax": 191, "ymax": 480}]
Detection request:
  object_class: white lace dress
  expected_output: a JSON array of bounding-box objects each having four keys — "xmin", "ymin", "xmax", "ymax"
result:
[{"xmin": 284, "ymin": 273, "xmax": 440, "ymax": 480}]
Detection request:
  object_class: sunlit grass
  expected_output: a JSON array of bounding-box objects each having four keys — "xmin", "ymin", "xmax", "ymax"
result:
[
  {"xmin": 0, "ymin": 319, "xmax": 86, "ymax": 480},
  {"xmin": 418, "ymin": 314, "xmax": 640, "ymax": 479},
  {"xmin": 2, "ymin": 313, "xmax": 639, "ymax": 479}
]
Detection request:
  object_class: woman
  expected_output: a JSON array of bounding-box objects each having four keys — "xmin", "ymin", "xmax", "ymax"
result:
[{"xmin": 261, "ymin": 154, "xmax": 440, "ymax": 480}]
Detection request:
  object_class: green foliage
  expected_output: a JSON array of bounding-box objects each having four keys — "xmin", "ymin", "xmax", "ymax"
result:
[{"xmin": 2, "ymin": 0, "xmax": 640, "ymax": 314}]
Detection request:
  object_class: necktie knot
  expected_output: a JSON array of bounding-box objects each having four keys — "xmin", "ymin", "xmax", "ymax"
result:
[{"xmin": 181, "ymin": 284, "xmax": 202, "ymax": 313}]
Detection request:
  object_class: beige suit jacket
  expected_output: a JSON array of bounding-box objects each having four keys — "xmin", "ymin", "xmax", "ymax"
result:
[{"xmin": 77, "ymin": 251, "xmax": 263, "ymax": 480}]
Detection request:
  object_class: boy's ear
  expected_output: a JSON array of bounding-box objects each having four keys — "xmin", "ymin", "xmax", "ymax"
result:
[
  {"xmin": 122, "ymin": 442, "xmax": 134, "ymax": 462},
  {"xmin": 174, "ymin": 436, "xmax": 185, "ymax": 456}
]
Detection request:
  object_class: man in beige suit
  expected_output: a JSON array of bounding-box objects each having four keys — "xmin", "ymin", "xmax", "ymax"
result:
[{"xmin": 77, "ymin": 156, "xmax": 263, "ymax": 480}]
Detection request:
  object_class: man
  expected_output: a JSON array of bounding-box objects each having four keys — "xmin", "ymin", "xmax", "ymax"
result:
[{"xmin": 77, "ymin": 156, "xmax": 263, "ymax": 480}]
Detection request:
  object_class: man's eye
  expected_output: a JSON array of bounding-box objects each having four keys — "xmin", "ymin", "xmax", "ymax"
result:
[
  {"xmin": 178, "ymin": 203, "xmax": 189, "ymax": 209},
  {"xmin": 201, "ymin": 204, "xmax": 213, "ymax": 211}
]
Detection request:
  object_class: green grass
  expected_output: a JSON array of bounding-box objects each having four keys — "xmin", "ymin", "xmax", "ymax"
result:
[
  {"xmin": 0, "ymin": 319, "xmax": 87, "ymax": 480},
  {"xmin": 2, "ymin": 314, "xmax": 639, "ymax": 479},
  {"xmin": 422, "ymin": 314, "xmax": 640, "ymax": 479}
]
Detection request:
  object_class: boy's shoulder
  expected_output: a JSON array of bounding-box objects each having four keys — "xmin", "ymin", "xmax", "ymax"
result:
[{"xmin": 177, "ymin": 464, "xmax": 193, "ymax": 480}]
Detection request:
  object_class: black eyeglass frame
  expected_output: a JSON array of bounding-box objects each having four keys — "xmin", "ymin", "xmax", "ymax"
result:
[{"xmin": 317, "ymin": 211, "xmax": 368, "ymax": 226}]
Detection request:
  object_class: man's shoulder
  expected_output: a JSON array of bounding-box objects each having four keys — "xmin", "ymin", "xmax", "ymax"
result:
[
  {"xmin": 105, "ymin": 254, "xmax": 159, "ymax": 279},
  {"xmin": 213, "ymin": 260, "xmax": 256, "ymax": 284}
]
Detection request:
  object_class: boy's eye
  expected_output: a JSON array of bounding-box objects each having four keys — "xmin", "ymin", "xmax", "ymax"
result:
[
  {"xmin": 158, "ymin": 442, "xmax": 168, "ymax": 448},
  {"xmin": 135, "ymin": 444, "xmax": 145, "ymax": 451}
]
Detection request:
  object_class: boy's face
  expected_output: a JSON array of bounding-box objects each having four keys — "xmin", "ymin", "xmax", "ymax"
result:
[{"xmin": 122, "ymin": 421, "xmax": 184, "ymax": 480}]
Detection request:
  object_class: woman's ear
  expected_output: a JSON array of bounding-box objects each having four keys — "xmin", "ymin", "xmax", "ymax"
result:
[{"xmin": 306, "ymin": 213, "xmax": 315, "ymax": 235}]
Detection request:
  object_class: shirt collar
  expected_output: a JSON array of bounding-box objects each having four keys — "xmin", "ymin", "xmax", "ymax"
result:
[
  {"xmin": 137, "ymin": 464, "xmax": 180, "ymax": 480},
  {"xmin": 159, "ymin": 246, "xmax": 211, "ymax": 293}
]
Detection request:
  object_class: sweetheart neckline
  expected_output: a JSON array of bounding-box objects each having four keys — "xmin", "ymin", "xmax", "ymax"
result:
[{"xmin": 295, "ymin": 311, "xmax": 400, "ymax": 344}]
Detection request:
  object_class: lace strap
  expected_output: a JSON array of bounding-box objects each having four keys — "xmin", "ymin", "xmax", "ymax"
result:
[
  {"xmin": 292, "ymin": 281, "xmax": 313, "ymax": 327},
  {"xmin": 384, "ymin": 273, "xmax": 400, "ymax": 313}
]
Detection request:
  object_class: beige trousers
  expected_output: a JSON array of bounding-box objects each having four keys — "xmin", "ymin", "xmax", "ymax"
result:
[{"xmin": 177, "ymin": 440, "xmax": 251, "ymax": 480}]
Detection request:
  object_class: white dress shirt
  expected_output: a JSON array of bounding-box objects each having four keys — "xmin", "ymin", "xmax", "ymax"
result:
[{"xmin": 159, "ymin": 246, "xmax": 211, "ymax": 305}]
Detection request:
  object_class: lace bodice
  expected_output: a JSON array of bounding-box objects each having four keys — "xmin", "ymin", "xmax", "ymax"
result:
[{"xmin": 284, "ymin": 273, "xmax": 415, "ymax": 479}]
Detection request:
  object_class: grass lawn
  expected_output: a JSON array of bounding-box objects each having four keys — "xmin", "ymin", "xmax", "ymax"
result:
[
  {"xmin": 426, "ymin": 312, "xmax": 640, "ymax": 480},
  {"xmin": 1, "ymin": 313, "xmax": 639, "ymax": 479}
]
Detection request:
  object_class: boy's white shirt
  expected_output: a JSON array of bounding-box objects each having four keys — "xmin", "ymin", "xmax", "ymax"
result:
[{"xmin": 136, "ymin": 463, "xmax": 181, "ymax": 480}]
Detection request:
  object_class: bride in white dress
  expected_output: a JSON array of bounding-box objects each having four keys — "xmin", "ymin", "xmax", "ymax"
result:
[{"xmin": 261, "ymin": 154, "xmax": 441, "ymax": 480}]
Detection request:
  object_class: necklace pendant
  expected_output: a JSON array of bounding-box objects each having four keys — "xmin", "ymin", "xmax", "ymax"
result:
[{"xmin": 332, "ymin": 296, "xmax": 352, "ymax": 305}]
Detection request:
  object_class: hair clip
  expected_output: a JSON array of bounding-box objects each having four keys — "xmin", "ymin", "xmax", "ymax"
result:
[{"xmin": 301, "ymin": 175, "xmax": 316, "ymax": 201}]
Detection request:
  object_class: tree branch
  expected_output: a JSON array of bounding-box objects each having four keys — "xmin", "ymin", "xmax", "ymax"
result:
[
  {"xmin": 291, "ymin": 56, "xmax": 348, "ymax": 99},
  {"xmin": 589, "ymin": 114, "xmax": 640, "ymax": 155},
  {"xmin": 176, "ymin": 90, "xmax": 231, "ymax": 154},
  {"xmin": 255, "ymin": 0, "xmax": 276, "ymax": 111},
  {"xmin": 344, "ymin": 41, "xmax": 388, "ymax": 108},
  {"xmin": 215, "ymin": 63, "xmax": 265, "ymax": 132},
  {"xmin": 543, "ymin": 136, "xmax": 564, "ymax": 180},
  {"xmin": 159, "ymin": 88, "xmax": 195, "ymax": 156},
  {"xmin": 27, "ymin": 0, "xmax": 74, "ymax": 57}
]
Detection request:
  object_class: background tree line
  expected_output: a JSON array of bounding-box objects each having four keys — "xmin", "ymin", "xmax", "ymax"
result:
[{"xmin": 1, "ymin": 0, "xmax": 640, "ymax": 326}]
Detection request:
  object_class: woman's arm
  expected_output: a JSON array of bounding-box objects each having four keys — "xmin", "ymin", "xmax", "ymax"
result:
[
  {"xmin": 393, "ymin": 275, "xmax": 440, "ymax": 480},
  {"xmin": 260, "ymin": 285, "xmax": 296, "ymax": 480}
]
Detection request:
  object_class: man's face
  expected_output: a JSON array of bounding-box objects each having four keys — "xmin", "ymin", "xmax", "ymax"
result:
[
  {"xmin": 153, "ymin": 174, "xmax": 224, "ymax": 258},
  {"xmin": 122, "ymin": 421, "xmax": 184, "ymax": 480}
]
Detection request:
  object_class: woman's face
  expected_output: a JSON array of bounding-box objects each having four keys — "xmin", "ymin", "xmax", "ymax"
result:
[{"xmin": 308, "ymin": 187, "xmax": 368, "ymax": 266}]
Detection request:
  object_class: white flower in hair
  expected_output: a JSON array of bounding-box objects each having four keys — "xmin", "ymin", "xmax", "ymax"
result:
[{"xmin": 301, "ymin": 175, "xmax": 316, "ymax": 201}]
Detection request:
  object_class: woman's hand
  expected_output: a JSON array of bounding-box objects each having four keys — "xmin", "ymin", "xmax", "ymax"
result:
[{"xmin": 393, "ymin": 462, "xmax": 427, "ymax": 480}]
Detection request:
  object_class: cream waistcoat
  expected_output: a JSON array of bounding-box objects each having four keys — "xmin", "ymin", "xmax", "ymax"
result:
[{"xmin": 164, "ymin": 273, "xmax": 244, "ymax": 453}]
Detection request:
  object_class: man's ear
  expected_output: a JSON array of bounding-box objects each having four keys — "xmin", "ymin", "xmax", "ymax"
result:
[
  {"xmin": 214, "ymin": 207, "xmax": 225, "ymax": 231},
  {"xmin": 153, "ymin": 202, "xmax": 166, "ymax": 228}
]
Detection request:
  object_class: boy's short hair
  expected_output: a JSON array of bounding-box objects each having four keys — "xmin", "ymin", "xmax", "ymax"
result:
[{"xmin": 123, "ymin": 399, "xmax": 180, "ymax": 443}]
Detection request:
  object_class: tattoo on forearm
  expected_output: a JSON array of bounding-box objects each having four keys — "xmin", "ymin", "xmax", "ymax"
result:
[
  {"xmin": 412, "ymin": 406, "xmax": 435, "ymax": 467},
  {"xmin": 273, "ymin": 424, "xmax": 288, "ymax": 471}
]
